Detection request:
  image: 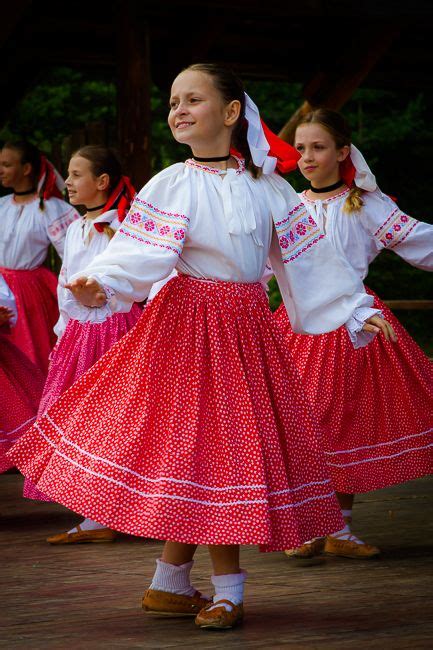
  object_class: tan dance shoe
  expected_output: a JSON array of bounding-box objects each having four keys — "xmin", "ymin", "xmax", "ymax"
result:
[
  {"xmin": 284, "ymin": 537, "xmax": 325, "ymax": 560},
  {"xmin": 324, "ymin": 533, "xmax": 380, "ymax": 559},
  {"xmin": 142, "ymin": 589, "xmax": 211, "ymax": 617},
  {"xmin": 46, "ymin": 524, "xmax": 117, "ymax": 545},
  {"xmin": 195, "ymin": 599, "xmax": 244, "ymax": 630}
]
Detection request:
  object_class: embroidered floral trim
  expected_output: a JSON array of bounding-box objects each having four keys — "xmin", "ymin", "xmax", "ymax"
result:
[
  {"xmin": 185, "ymin": 156, "xmax": 245, "ymax": 175},
  {"xmin": 118, "ymin": 197, "xmax": 189, "ymax": 256},
  {"xmin": 374, "ymin": 208, "xmax": 418, "ymax": 248},
  {"xmin": 275, "ymin": 203, "xmax": 324, "ymax": 263},
  {"xmin": 47, "ymin": 208, "xmax": 78, "ymax": 242},
  {"xmin": 301, "ymin": 187, "xmax": 351, "ymax": 204}
]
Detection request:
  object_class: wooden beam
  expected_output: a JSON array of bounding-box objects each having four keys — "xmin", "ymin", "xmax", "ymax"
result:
[
  {"xmin": 279, "ymin": 23, "xmax": 401, "ymax": 143},
  {"xmin": 116, "ymin": 2, "xmax": 151, "ymax": 188}
]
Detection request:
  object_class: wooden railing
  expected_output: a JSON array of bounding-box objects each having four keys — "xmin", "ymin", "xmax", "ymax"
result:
[{"xmin": 384, "ymin": 300, "xmax": 433, "ymax": 310}]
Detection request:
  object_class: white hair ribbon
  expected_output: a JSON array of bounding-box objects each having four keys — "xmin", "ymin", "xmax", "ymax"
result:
[
  {"xmin": 350, "ymin": 144, "xmax": 377, "ymax": 192},
  {"xmin": 244, "ymin": 93, "xmax": 277, "ymax": 175}
]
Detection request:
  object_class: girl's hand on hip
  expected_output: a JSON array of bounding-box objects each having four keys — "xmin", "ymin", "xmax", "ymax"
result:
[
  {"xmin": 362, "ymin": 315, "xmax": 397, "ymax": 342},
  {"xmin": 65, "ymin": 277, "xmax": 107, "ymax": 307}
]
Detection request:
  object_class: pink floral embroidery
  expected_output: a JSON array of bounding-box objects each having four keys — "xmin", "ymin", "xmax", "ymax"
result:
[
  {"xmin": 275, "ymin": 203, "xmax": 324, "ymax": 263},
  {"xmin": 129, "ymin": 212, "xmax": 141, "ymax": 224},
  {"xmin": 118, "ymin": 196, "xmax": 189, "ymax": 256},
  {"xmin": 374, "ymin": 208, "xmax": 418, "ymax": 248}
]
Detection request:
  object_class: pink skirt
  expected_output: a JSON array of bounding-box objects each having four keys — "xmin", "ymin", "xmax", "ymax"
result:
[
  {"xmin": 23, "ymin": 305, "xmax": 142, "ymax": 501},
  {"xmin": 274, "ymin": 287, "xmax": 433, "ymax": 494},
  {"xmin": 0, "ymin": 267, "xmax": 58, "ymax": 374},
  {"xmin": 9, "ymin": 275, "xmax": 344, "ymax": 552},
  {"xmin": 0, "ymin": 334, "xmax": 45, "ymax": 473}
]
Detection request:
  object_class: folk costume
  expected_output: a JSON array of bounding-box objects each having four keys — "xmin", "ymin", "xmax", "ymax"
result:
[{"xmin": 9, "ymin": 97, "xmax": 381, "ymax": 553}]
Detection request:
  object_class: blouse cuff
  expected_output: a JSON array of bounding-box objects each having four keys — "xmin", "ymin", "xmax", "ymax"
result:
[
  {"xmin": 345, "ymin": 307, "xmax": 383, "ymax": 349},
  {"xmin": 62, "ymin": 296, "xmax": 113, "ymax": 324}
]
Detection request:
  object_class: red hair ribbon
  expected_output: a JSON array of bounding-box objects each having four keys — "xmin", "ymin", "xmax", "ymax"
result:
[
  {"xmin": 231, "ymin": 119, "xmax": 300, "ymax": 175},
  {"xmin": 93, "ymin": 176, "xmax": 136, "ymax": 233},
  {"xmin": 38, "ymin": 156, "xmax": 65, "ymax": 200},
  {"xmin": 260, "ymin": 120, "xmax": 300, "ymax": 174},
  {"xmin": 339, "ymin": 156, "xmax": 356, "ymax": 188}
]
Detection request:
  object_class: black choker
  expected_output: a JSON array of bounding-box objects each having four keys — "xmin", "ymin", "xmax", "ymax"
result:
[
  {"xmin": 86, "ymin": 203, "xmax": 106, "ymax": 212},
  {"xmin": 192, "ymin": 154, "xmax": 231, "ymax": 162},
  {"xmin": 310, "ymin": 179, "xmax": 345, "ymax": 193},
  {"xmin": 14, "ymin": 188, "xmax": 36, "ymax": 196}
]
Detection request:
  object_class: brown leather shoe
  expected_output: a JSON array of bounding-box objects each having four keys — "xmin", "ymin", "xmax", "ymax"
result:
[
  {"xmin": 284, "ymin": 537, "xmax": 325, "ymax": 560},
  {"xmin": 195, "ymin": 599, "xmax": 244, "ymax": 629},
  {"xmin": 325, "ymin": 534, "xmax": 380, "ymax": 559},
  {"xmin": 142, "ymin": 589, "xmax": 210, "ymax": 617},
  {"xmin": 46, "ymin": 524, "xmax": 117, "ymax": 545}
]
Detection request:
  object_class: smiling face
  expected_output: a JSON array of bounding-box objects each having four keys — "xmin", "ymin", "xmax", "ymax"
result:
[
  {"xmin": 295, "ymin": 123, "xmax": 350, "ymax": 187},
  {"xmin": 168, "ymin": 70, "xmax": 240, "ymax": 156},
  {"xmin": 65, "ymin": 155, "xmax": 109, "ymax": 207},
  {"xmin": 0, "ymin": 147, "xmax": 31, "ymax": 190}
]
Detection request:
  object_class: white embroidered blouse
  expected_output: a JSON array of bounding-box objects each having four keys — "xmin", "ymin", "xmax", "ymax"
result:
[
  {"xmin": 71, "ymin": 157, "xmax": 379, "ymax": 346},
  {"xmin": 0, "ymin": 194, "xmax": 79, "ymax": 269},
  {"xmin": 300, "ymin": 187, "xmax": 433, "ymax": 278},
  {"xmin": 54, "ymin": 209, "xmax": 122, "ymax": 337},
  {"xmin": 0, "ymin": 273, "xmax": 18, "ymax": 326}
]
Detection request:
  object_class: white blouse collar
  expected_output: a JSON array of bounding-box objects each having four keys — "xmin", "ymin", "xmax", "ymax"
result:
[
  {"xmin": 301, "ymin": 187, "xmax": 351, "ymax": 205},
  {"xmin": 185, "ymin": 156, "xmax": 246, "ymax": 176}
]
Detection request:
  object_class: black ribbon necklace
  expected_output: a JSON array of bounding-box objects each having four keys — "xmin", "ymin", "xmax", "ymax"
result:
[
  {"xmin": 192, "ymin": 154, "xmax": 231, "ymax": 162},
  {"xmin": 14, "ymin": 187, "xmax": 37, "ymax": 196},
  {"xmin": 86, "ymin": 203, "xmax": 106, "ymax": 212},
  {"xmin": 310, "ymin": 179, "xmax": 344, "ymax": 193}
]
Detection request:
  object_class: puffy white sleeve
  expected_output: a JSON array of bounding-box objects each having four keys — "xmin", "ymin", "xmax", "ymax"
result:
[
  {"xmin": 43, "ymin": 199, "xmax": 80, "ymax": 259},
  {"xmin": 70, "ymin": 164, "xmax": 191, "ymax": 314},
  {"xmin": 265, "ymin": 174, "xmax": 379, "ymax": 347},
  {"xmin": 360, "ymin": 190, "xmax": 433, "ymax": 271},
  {"xmin": 0, "ymin": 274, "xmax": 18, "ymax": 326}
]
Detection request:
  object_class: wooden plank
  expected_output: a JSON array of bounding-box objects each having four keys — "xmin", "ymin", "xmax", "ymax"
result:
[
  {"xmin": 2, "ymin": 474, "xmax": 432, "ymax": 648},
  {"xmin": 384, "ymin": 300, "xmax": 433, "ymax": 310}
]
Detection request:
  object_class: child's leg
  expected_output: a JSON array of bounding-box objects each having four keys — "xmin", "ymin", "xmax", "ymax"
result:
[
  {"xmin": 325, "ymin": 492, "xmax": 380, "ymax": 558},
  {"xmin": 195, "ymin": 545, "xmax": 245, "ymax": 629},
  {"xmin": 161, "ymin": 541, "xmax": 197, "ymax": 565},
  {"xmin": 143, "ymin": 541, "xmax": 209, "ymax": 616}
]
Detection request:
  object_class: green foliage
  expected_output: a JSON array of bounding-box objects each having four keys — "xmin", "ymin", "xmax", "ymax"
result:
[{"xmin": 0, "ymin": 67, "xmax": 116, "ymax": 154}]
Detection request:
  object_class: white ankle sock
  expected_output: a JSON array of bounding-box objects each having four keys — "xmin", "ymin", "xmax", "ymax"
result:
[
  {"xmin": 330, "ymin": 520, "xmax": 365, "ymax": 545},
  {"xmin": 209, "ymin": 570, "xmax": 247, "ymax": 612},
  {"xmin": 68, "ymin": 518, "xmax": 105, "ymax": 534},
  {"xmin": 149, "ymin": 559, "xmax": 196, "ymax": 597}
]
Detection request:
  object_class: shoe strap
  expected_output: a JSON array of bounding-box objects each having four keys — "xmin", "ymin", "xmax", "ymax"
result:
[{"xmin": 205, "ymin": 599, "xmax": 237, "ymax": 611}]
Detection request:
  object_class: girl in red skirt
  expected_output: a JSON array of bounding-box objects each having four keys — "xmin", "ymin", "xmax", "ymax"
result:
[
  {"xmin": 276, "ymin": 109, "xmax": 433, "ymax": 560},
  {"xmin": 0, "ymin": 274, "xmax": 44, "ymax": 472},
  {"xmin": 24, "ymin": 146, "xmax": 142, "ymax": 544},
  {"xmin": 8, "ymin": 65, "xmax": 393, "ymax": 630},
  {"xmin": 0, "ymin": 141, "xmax": 79, "ymax": 374}
]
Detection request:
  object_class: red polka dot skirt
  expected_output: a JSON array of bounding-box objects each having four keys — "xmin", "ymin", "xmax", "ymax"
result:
[
  {"xmin": 275, "ymin": 287, "xmax": 433, "ymax": 494},
  {"xmin": 8, "ymin": 275, "xmax": 344, "ymax": 552},
  {"xmin": 0, "ymin": 335, "xmax": 44, "ymax": 473}
]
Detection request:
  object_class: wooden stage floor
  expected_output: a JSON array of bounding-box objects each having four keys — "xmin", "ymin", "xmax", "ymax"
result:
[{"xmin": 2, "ymin": 474, "xmax": 433, "ymax": 649}]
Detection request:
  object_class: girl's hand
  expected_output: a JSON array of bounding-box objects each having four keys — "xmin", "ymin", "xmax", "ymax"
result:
[
  {"xmin": 0, "ymin": 306, "xmax": 14, "ymax": 325},
  {"xmin": 362, "ymin": 315, "xmax": 397, "ymax": 342},
  {"xmin": 65, "ymin": 277, "xmax": 107, "ymax": 307}
]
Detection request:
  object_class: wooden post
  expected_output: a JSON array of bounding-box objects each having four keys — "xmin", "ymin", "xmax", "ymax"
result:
[
  {"xmin": 278, "ymin": 23, "xmax": 401, "ymax": 143},
  {"xmin": 117, "ymin": 3, "xmax": 151, "ymax": 189}
]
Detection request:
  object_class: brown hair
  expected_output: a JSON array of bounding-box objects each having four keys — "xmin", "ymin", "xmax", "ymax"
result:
[
  {"xmin": 3, "ymin": 140, "xmax": 46, "ymax": 208},
  {"xmin": 72, "ymin": 145, "xmax": 123, "ymax": 239},
  {"xmin": 183, "ymin": 63, "xmax": 261, "ymax": 178},
  {"xmin": 297, "ymin": 108, "xmax": 363, "ymax": 213}
]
